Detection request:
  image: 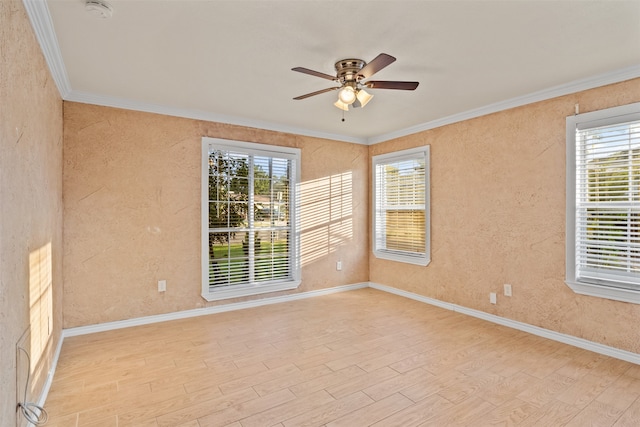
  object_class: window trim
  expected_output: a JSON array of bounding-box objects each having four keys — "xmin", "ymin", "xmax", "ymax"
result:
[
  {"xmin": 201, "ymin": 137, "xmax": 301, "ymax": 302},
  {"xmin": 372, "ymin": 146, "xmax": 431, "ymax": 266},
  {"xmin": 566, "ymin": 102, "xmax": 640, "ymax": 304}
]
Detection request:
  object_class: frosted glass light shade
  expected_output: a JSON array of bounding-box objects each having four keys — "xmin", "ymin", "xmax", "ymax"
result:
[
  {"xmin": 338, "ymin": 86, "xmax": 356, "ymax": 104},
  {"xmin": 334, "ymin": 100, "xmax": 349, "ymax": 111},
  {"xmin": 356, "ymin": 89, "xmax": 373, "ymax": 108}
]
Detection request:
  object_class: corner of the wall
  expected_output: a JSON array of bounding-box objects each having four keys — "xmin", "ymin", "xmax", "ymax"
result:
[{"xmin": 367, "ymin": 282, "xmax": 640, "ymax": 365}]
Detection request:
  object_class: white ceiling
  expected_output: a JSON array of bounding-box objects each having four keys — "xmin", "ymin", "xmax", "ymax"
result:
[{"xmin": 30, "ymin": 0, "xmax": 640, "ymax": 144}]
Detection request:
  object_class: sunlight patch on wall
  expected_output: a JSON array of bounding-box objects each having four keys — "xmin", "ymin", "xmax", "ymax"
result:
[
  {"xmin": 28, "ymin": 242, "xmax": 53, "ymax": 387},
  {"xmin": 300, "ymin": 172, "xmax": 353, "ymax": 266}
]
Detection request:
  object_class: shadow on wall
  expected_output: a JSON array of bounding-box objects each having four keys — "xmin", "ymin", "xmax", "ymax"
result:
[{"xmin": 300, "ymin": 172, "xmax": 353, "ymax": 266}]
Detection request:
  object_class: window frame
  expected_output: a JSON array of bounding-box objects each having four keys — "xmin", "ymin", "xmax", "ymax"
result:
[
  {"xmin": 201, "ymin": 137, "xmax": 301, "ymax": 302},
  {"xmin": 566, "ymin": 102, "xmax": 640, "ymax": 304},
  {"xmin": 372, "ymin": 146, "xmax": 431, "ymax": 266}
]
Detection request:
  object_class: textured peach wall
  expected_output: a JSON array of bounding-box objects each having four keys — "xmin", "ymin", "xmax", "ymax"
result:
[
  {"xmin": 62, "ymin": 104, "xmax": 369, "ymax": 327},
  {"xmin": 370, "ymin": 79, "xmax": 640, "ymax": 353},
  {"xmin": 0, "ymin": 1, "xmax": 64, "ymax": 425}
]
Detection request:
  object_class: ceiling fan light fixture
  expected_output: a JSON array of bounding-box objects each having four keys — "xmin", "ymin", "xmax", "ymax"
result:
[
  {"xmin": 334, "ymin": 99, "xmax": 350, "ymax": 111},
  {"xmin": 338, "ymin": 86, "xmax": 356, "ymax": 104},
  {"xmin": 292, "ymin": 53, "xmax": 419, "ymax": 113},
  {"xmin": 356, "ymin": 89, "xmax": 373, "ymax": 108}
]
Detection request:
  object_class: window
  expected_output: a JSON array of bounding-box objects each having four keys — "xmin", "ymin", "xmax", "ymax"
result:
[
  {"xmin": 372, "ymin": 146, "xmax": 430, "ymax": 266},
  {"xmin": 566, "ymin": 102, "xmax": 640, "ymax": 304},
  {"xmin": 201, "ymin": 138, "xmax": 300, "ymax": 301}
]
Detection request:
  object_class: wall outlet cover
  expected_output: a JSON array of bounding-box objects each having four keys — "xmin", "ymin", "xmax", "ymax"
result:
[{"xmin": 490, "ymin": 292, "xmax": 497, "ymax": 304}]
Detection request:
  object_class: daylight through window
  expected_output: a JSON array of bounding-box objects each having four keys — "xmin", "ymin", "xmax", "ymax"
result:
[
  {"xmin": 372, "ymin": 146, "xmax": 430, "ymax": 266},
  {"xmin": 566, "ymin": 103, "xmax": 640, "ymax": 303},
  {"xmin": 201, "ymin": 138, "xmax": 300, "ymax": 301}
]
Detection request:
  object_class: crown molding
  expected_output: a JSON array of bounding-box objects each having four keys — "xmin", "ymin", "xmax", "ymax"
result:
[
  {"xmin": 66, "ymin": 90, "xmax": 368, "ymax": 145},
  {"xmin": 22, "ymin": 0, "xmax": 71, "ymax": 98},
  {"xmin": 23, "ymin": 1, "xmax": 640, "ymax": 147},
  {"xmin": 60, "ymin": 66, "xmax": 640, "ymax": 147},
  {"xmin": 367, "ymin": 64, "xmax": 640, "ymax": 145}
]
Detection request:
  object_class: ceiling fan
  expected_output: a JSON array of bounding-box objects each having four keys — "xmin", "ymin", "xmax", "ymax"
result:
[{"xmin": 292, "ymin": 53, "xmax": 419, "ymax": 111}]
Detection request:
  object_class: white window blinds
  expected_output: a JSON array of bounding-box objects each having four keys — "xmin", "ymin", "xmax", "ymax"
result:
[
  {"xmin": 373, "ymin": 146, "xmax": 430, "ymax": 266},
  {"xmin": 573, "ymin": 113, "xmax": 640, "ymax": 291},
  {"xmin": 202, "ymin": 138, "xmax": 301, "ymax": 301}
]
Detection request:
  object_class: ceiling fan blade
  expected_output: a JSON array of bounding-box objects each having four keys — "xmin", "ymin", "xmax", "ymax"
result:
[
  {"xmin": 365, "ymin": 81, "xmax": 419, "ymax": 90},
  {"xmin": 292, "ymin": 67, "xmax": 337, "ymax": 81},
  {"xmin": 293, "ymin": 87, "xmax": 340, "ymax": 100},
  {"xmin": 358, "ymin": 53, "xmax": 396, "ymax": 79}
]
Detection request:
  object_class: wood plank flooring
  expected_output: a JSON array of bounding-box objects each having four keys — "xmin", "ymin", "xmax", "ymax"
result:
[{"xmin": 43, "ymin": 288, "xmax": 640, "ymax": 426}]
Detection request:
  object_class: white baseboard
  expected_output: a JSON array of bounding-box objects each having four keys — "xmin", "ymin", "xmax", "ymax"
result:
[
  {"xmin": 368, "ymin": 282, "xmax": 640, "ymax": 365},
  {"xmin": 39, "ymin": 282, "xmax": 367, "ymax": 415},
  {"xmin": 63, "ymin": 282, "xmax": 369, "ymax": 338},
  {"xmin": 41, "ymin": 280, "xmax": 638, "ymax": 416},
  {"xmin": 27, "ymin": 332, "xmax": 64, "ymax": 427}
]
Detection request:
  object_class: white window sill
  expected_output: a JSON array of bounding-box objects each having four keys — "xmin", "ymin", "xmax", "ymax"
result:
[
  {"xmin": 201, "ymin": 280, "xmax": 301, "ymax": 302},
  {"xmin": 373, "ymin": 250, "xmax": 430, "ymax": 266},
  {"xmin": 565, "ymin": 280, "xmax": 640, "ymax": 305}
]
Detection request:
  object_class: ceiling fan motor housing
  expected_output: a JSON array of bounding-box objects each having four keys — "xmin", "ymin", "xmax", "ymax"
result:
[{"xmin": 335, "ymin": 59, "xmax": 366, "ymax": 85}]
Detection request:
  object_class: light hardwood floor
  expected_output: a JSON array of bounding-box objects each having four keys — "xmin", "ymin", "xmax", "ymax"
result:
[{"xmin": 44, "ymin": 288, "xmax": 640, "ymax": 426}]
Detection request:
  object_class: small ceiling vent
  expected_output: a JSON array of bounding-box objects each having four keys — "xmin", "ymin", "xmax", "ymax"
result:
[{"xmin": 85, "ymin": 0, "xmax": 113, "ymax": 19}]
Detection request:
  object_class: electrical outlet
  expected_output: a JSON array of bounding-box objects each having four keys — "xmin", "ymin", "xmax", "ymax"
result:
[
  {"xmin": 504, "ymin": 284, "xmax": 512, "ymax": 297},
  {"xmin": 158, "ymin": 280, "xmax": 166, "ymax": 292},
  {"xmin": 490, "ymin": 292, "xmax": 497, "ymax": 304},
  {"xmin": 336, "ymin": 261, "xmax": 342, "ymax": 271}
]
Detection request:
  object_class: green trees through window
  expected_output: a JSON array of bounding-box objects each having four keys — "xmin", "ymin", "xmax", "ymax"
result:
[
  {"xmin": 571, "ymin": 113, "xmax": 640, "ymax": 293},
  {"xmin": 580, "ymin": 124, "xmax": 640, "ymax": 281},
  {"xmin": 207, "ymin": 147, "xmax": 293, "ymax": 289}
]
